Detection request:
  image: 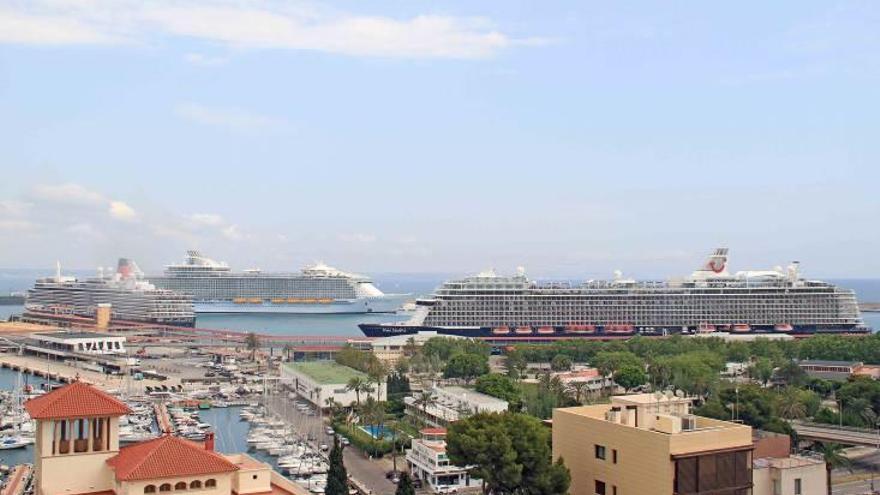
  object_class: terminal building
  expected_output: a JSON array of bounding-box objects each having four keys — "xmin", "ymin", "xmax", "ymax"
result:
[{"xmin": 31, "ymin": 331, "xmax": 127, "ymax": 356}]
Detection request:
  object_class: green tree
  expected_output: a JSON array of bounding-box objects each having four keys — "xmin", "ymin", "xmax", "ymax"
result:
[
  {"xmin": 816, "ymin": 442, "xmax": 850, "ymax": 495},
  {"xmin": 443, "ymin": 353, "xmax": 490, "ymax": 383},
  {"xmin": 395, "ymin": 472, "xmax": 415, "ymax": 495},
  {"xmin": 345, "ymin": 376, "xmax": 371, "ymax": 406},
  {"xmin": 567, "ymin": 380, "xmax": 591, "ymax": 405},
  {"xmin": 748, "ymin": 357, "xmax": 774, "ymax": 386},
  {"xmin": 244, "ymin": 332, "xmax": 260, "ymax": 361},
  {"xmin": 776, "ymin": 360, "xmax": 807, "ymax": 387},
  {"xmin": 776, "ymin": 387, "xmax": 807, "ymax": 420},
  {"xmin": 550, "ymin": 354, "xmax": 572, "ymax": 372},
  {"xmin": 325, "ymin": 435, "xmax": 348, "ymax": 495},
  {"xmin": 446, "ymin": 412, "xmax": 570, "ymax": 495},
  {"xmin": 505, "ymin": 349, "xmax": 528, "ymax": 380},
  {"xmin": 413, "ymin": 389, "xmax": 437, "ymax": 427},
  {"xmin": 475, "ymin": 374, "xmax": 522, "ymax": 404},
  {"xmin": 614, "ymin": 364, "xmax": 647, "ymax": 392}
]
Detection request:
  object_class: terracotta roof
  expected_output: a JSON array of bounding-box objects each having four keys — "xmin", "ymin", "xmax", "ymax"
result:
[
  {"xmin": 24, "ymin": 381, "xmax": 131, "ymax": 419},
  {"xmin": 107, "ymin": 435, "xmax": 238, "ymax": 481}
]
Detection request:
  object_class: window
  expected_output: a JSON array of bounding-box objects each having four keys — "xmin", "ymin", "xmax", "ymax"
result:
[
  {"xmin": 595, "ymin": 480, "xmax": 606, "ymax": 495},
  {"xmin": 175, "ymin": 482, "xmax": 187, "ymax": 490},
  {"xmin": 159, "ymin": 484, "xmax": 172, "ymax": 492},
  {"xmin": 189, "ymin": 481, "xmax": 201, "ymax": 489},
  {"xmin": 595, "ymin": 444, "xmax": 606, "ymax": 460},
  {"xmin": 794, "ymin": 478, "xmax": 802, "ymax": 495},
  {"xmin": 612, "ymin": 449, "xmax": 618, "ymax": 464},
  {"xmin": 144, "ymin": 486, "xmax": 156, "ymax": 494},
  {"xmin": 252, "ymin": 474, "xmax": 258, "ymax": 480},
  {"xmin": 204, "ymin": 479, "xmax": 216, "ymax": 488},
  {"xmin": 612, "ymin": 486, "xmax": 617, "ymax": 495}
]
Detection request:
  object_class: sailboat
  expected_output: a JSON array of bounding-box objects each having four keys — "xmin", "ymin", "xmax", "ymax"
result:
[{"xmin": 0, "ymin": 372, "xmax": 35, "ymax": 450}]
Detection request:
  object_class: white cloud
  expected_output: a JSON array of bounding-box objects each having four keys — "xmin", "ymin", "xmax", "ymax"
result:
[
  {"xmin": 31, "ymin": 183, "xmax": 106, "ymax": 205},
  {"xmin": 188, "ymin": 213, "xmax": 226, "ymax": 227},
  {"xmin": 0, "ymin": 199, "xmax": 32, "ymax": 216},
  {"xmin": 0, "ymin": 219, "xmax": 37, "ymax": 232},
  {"xmin": 338, "ymin": 233, "xmax": 377, "ymax": 243},
  {"xmin": 175, "ymin": 102, "xmax": 293, "ymax": 134},
  {"xmin": 0, "ymin": 1, "xmax": 541, "ymax": 59},
  {"xmin": 221, "ymin": 224, "xmax": 243, "ymax": 241},
  {"xmin": 108, "ymin": 201, "xmax": 137, "ymax": 221}
]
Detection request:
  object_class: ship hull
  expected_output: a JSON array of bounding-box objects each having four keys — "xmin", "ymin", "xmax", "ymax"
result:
[
  {"xmin": 194, "ymin": 296, "xmax": 404, "ymax": 314},
  {"xmin": 359, "ymin": 323, "xmax": 870, "ymax": 339}
]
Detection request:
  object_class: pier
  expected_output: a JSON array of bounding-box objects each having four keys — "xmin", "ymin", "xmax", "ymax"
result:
[
  {"xmin": 0, "ymin": 465, "xmax": 32, "ymax": 495},
  {"xmin": 154, "ymin": 403, "xmax": 173, "ymax": 434}
]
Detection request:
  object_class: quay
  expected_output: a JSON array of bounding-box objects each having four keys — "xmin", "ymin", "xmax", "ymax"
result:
[
  {"xmin": 0, "ymin": 465, "xmax": 31, "ymax": 495},
  {"xmin": 154, "ymin": 403, "xmax": 173, "ymax": 433},
  {"xmin": 0, "ymin": 354, "xmax": 177, "ymax": 391}
]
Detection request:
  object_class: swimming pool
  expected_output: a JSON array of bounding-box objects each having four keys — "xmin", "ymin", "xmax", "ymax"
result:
[{"xmin": 359, "ymin": 424, "xmax": 393, "ymax": 439}]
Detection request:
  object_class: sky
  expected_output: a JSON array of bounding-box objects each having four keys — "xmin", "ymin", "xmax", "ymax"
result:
[{"xmin": 0, "ymin": 1, "xmax": 878, "ymax": 279}]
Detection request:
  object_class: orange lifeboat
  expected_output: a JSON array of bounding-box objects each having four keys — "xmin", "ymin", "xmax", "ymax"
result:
[
  {"xmin": 774, "ymin": 323, "xmax": 793, "ymax": 332},
  {"xmin": 565, "ymin": 324, "xmax": 596, "ymax": 334},
  {"xmin": 492, "ymin": 326, "xmax": 511, "ymax": 335},
  {"xmin": 605, "ymin": 324, "xmax": 635, "ymax": 334},
  {"xmin": 732, "ymin": 324, "xmax": 751, "ymax": 333},
  {"xmin": 537, "ymin": 326, "xmax": 555, "ymax": 335},
  {"xmin": 515, "ymin": 326, "xmax": 533, "ymax": 335}
]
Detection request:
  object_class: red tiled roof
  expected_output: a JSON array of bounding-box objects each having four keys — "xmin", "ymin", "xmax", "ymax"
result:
[
  {"xmin": 24, "ymin": 381, "xmax": 131, "ymax": 419},
  {"xmin": 107, "ymin": 435, "xmax": 238, "ymax": 481},
  {"xmin": 420, "ymin": 427, "xmax": 447, "ymax": 435}
]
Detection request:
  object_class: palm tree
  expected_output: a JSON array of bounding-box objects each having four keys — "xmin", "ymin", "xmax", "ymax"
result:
[
  {"xmin": 817, "ymin": 442, "xmax": 850, "ymax": 495},
  {"xmin": 346, "ymin": 376, "xmax": 369, "ymax": 406},
  {"xmin": 245, "ymin": 332, "xmax": 260, "ymax": 361},
  {"xmin": 412, "ymin": 389, "xmax": 437, "ymax": 427},
  {"xmin": 777, "ymin": 388, "xmax": 807, "ymax": 421},
  {"xmin": 568, "ymin": 381, "xmax": 591, "ymax": 405},
  {"xmin": 403, "ymin": 337, "xmax": 418, "ymax": 358}
]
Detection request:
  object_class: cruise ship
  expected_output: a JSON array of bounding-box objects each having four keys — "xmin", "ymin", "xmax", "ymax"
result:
[
  {"xmin": 360, "ymin": 248, "xmax": 868, "ymax": 339},
  {"xmin": 150, "ymin": 250, "xmax": 404, "ymax": 314},
  {"xmin": 25, "ymin": 259, "xmax": 195, "ymax": 327}
]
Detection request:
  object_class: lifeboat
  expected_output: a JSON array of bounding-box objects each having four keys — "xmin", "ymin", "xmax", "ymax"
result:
[
  {"xmin": 286, "ymin": 298, "xmax": 300, "ymax": 303},
  {"xmin": 697, "ymin": 323, "xmax": 716, "ymax": 333},
  {"xmin": 248, "ymin": 298, "xmax": 262, "ymax": 304},
  {"xmin": 515, "ymin": 326, "xmax": 533, "ymax": 335},
  {"xmin": 233, "ymin": 298, "xmax": 247, "ymax": 304},
  {"xmin": 732, "ymin": 324, "xmax": 751, "ymax": 333},
  {"xmin": 318, "ymin": 298, "xmax": 334, "ymax": 304},
  {"xmin": 304, "ymin": 298, "xmax": 318, "ymax": 304},
  {"xmin": 774, "ymin": 323, "xmax": 793, "ymax": 332},
  {"xmin": 716, "ymin": 324, "xmax": 731, "ymax": 332},
  {"xmin": 605, "ymin": 324, "xmax": 635, "ymax": 334},
  {"xmin": 271, "ymin": 298, "xmax": 287, "ymax": 304},
  {"xmin": 492, "ymin": 326, "xmax": 511, "ymax": 335},
  {"xmin": 565, "ymin": 324, "xmax": 596, "ymax": 334},
  {"xmin": 537, "ymin": 326, "xmax": 555, "ymax": 335}
]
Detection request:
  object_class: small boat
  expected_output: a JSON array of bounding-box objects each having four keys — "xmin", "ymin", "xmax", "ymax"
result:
[
  {"xmin": 605, "ymin": 324, "xmax": 635, "ymax": 334},
  {"xmin": 491, "ymin": 326, "xmax": 511, "ymax": 335},
  {"xmin": 514, "ymin": 326, "xmax": 533, "ymax": 335},
  {"xmin": 774, "ymin": 323, "xmax": 793, "ymax": 332},
  {"xmin": 0, "ymin": 436, "xmax": 32, "ymax": 450},
  {"xmin": 732, "ymin": 324, "xmax": 751, "ymax": 333},
  {"xmin": 537, "ymin": 326, "xmax": 555, "ymax": 335}
]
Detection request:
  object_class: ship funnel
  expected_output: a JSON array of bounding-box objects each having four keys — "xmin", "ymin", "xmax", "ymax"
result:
[
  {"xmin": 117, "ymin": 258, "xmax": 144, "ymax": 280},
  {"xmin": 699, "ymin": 248, "xmax": 729, "ymax": 275}
]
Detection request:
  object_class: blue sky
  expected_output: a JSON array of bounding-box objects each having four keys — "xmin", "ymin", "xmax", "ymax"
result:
[{"xmin": 0, "ymin": 1, "xmax": 878, "ymax": 278}]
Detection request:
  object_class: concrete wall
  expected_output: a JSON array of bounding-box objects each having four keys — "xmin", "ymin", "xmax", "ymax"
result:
[
  {"xmin": 753, "ymin": 461, "xmax": 827, "ymax": 495},
  {"xmin": 35, "ymin": 417, "xmax": 120, "ymax": 495}
]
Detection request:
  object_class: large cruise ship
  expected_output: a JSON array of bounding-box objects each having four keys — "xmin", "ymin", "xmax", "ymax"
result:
[
  {"xmin": 150, "ymin": 250, "xmax": 404, "ymax": 314},
  {"xmin": 360, "ymin": 248, "xmax": 868, "ymax": 339},
  {"xmin": 25, "ymin": 259, "xmax": 195, "ymax": 327}
]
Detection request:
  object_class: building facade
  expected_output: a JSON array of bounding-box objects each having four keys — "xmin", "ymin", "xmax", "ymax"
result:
[
  {"xmin": 405, "ymin": 428, "xmax": 479, "ymax": 492},
  {"xmin": 281, "ymin": 361, "xmax": 386, "ymax": 407},
  {"xmin": 752, "ymin": 455, "xmax": 826, "ymax": 495},
  {"xmin": 404, "ymin": 386, "xmax": 508, "ymax": 427},
  {"xmin": 32, "ymin": 331, "xmax": 127, "ymax": 355},
  {"xmin": 553, "ymin": 393, "xmax": 754, "ymax": 495}
]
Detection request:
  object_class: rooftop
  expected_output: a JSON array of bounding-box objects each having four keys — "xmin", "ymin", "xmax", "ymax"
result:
[
  {"xmin": 439, "ymin": 386, "xmax": 508, "ymax": 407},
  {"xmin": 34, "ymin": 331, "xmax": 123, "ymax": 340},
  {"xmin": 24, "ymin": 381, "xmax": 131, "ymax": 419},
  {"xmin": 754, "ymin": 455, "xmax": 825, "ymax": 470},
  {"xmin": 284, "ymin": 361, "xmax": 368, "ymax": 384},
  {"xmin": 107, "ymin": 435, "xmax": 238, "ymax": 481},
  {"xmin": 799, "ymin": 360, "xmax": 862, "ymax": 367}
]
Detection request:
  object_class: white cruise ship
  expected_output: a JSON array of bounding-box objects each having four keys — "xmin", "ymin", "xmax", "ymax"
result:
[
  {"xmin": 360, "ymin": 248, "xmax": 868, "ymax": 339},
  {"xmin": 150, "ymin": 250, "xmax": 405, "ymax": 314},
  {"xmin": 25, "ymin": 259, "xmax": 195, "ymax": 327}
]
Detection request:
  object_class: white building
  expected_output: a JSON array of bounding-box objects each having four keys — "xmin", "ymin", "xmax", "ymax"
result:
[
  {"xmin": 32, "ymin": 331, "xmax": 127, "ymax": 355},
  {"xmin": 406, "ymin": 428, "xmax": 480, "ymax": 492},
  {"xmin": 404, "ymin": 386, "xmax": 508, "ymax": 427},
  {"xmin": 753, "ymin": 454, "xmax": 826, "ymax": 495},
  {"xmin": 348, "ymin": 331, "xmax": 467, "ymax": 365},
  {"xmin": 281, "ymin": 361, "xmax": 385, "ymax": 408}
]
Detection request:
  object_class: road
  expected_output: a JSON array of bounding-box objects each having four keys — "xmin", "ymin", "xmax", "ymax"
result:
[{"xmin": 265, "ymin": 393, "xmax": 397, "ymax": 495}]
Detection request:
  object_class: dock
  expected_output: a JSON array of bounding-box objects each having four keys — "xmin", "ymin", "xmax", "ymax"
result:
[
  {"xmin": 0, "ymin": 354, "xmax": 177, "ymax": 392},
  {"xmin": 154, "ymin": 403, "xmax": 173, "ymax": 434}
]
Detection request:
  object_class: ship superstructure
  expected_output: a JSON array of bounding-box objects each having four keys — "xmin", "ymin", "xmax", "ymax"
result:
[
  {"xmin": 360, "ymin": 248, "xmax": 867, "ymax": 338},
  {"xmin": 150, "ymin": 250, "xmax": 403, "ymax": 314},
  {"xmin": 25, "ymin": 259, "xmax": 195, "ymax": 326}
]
